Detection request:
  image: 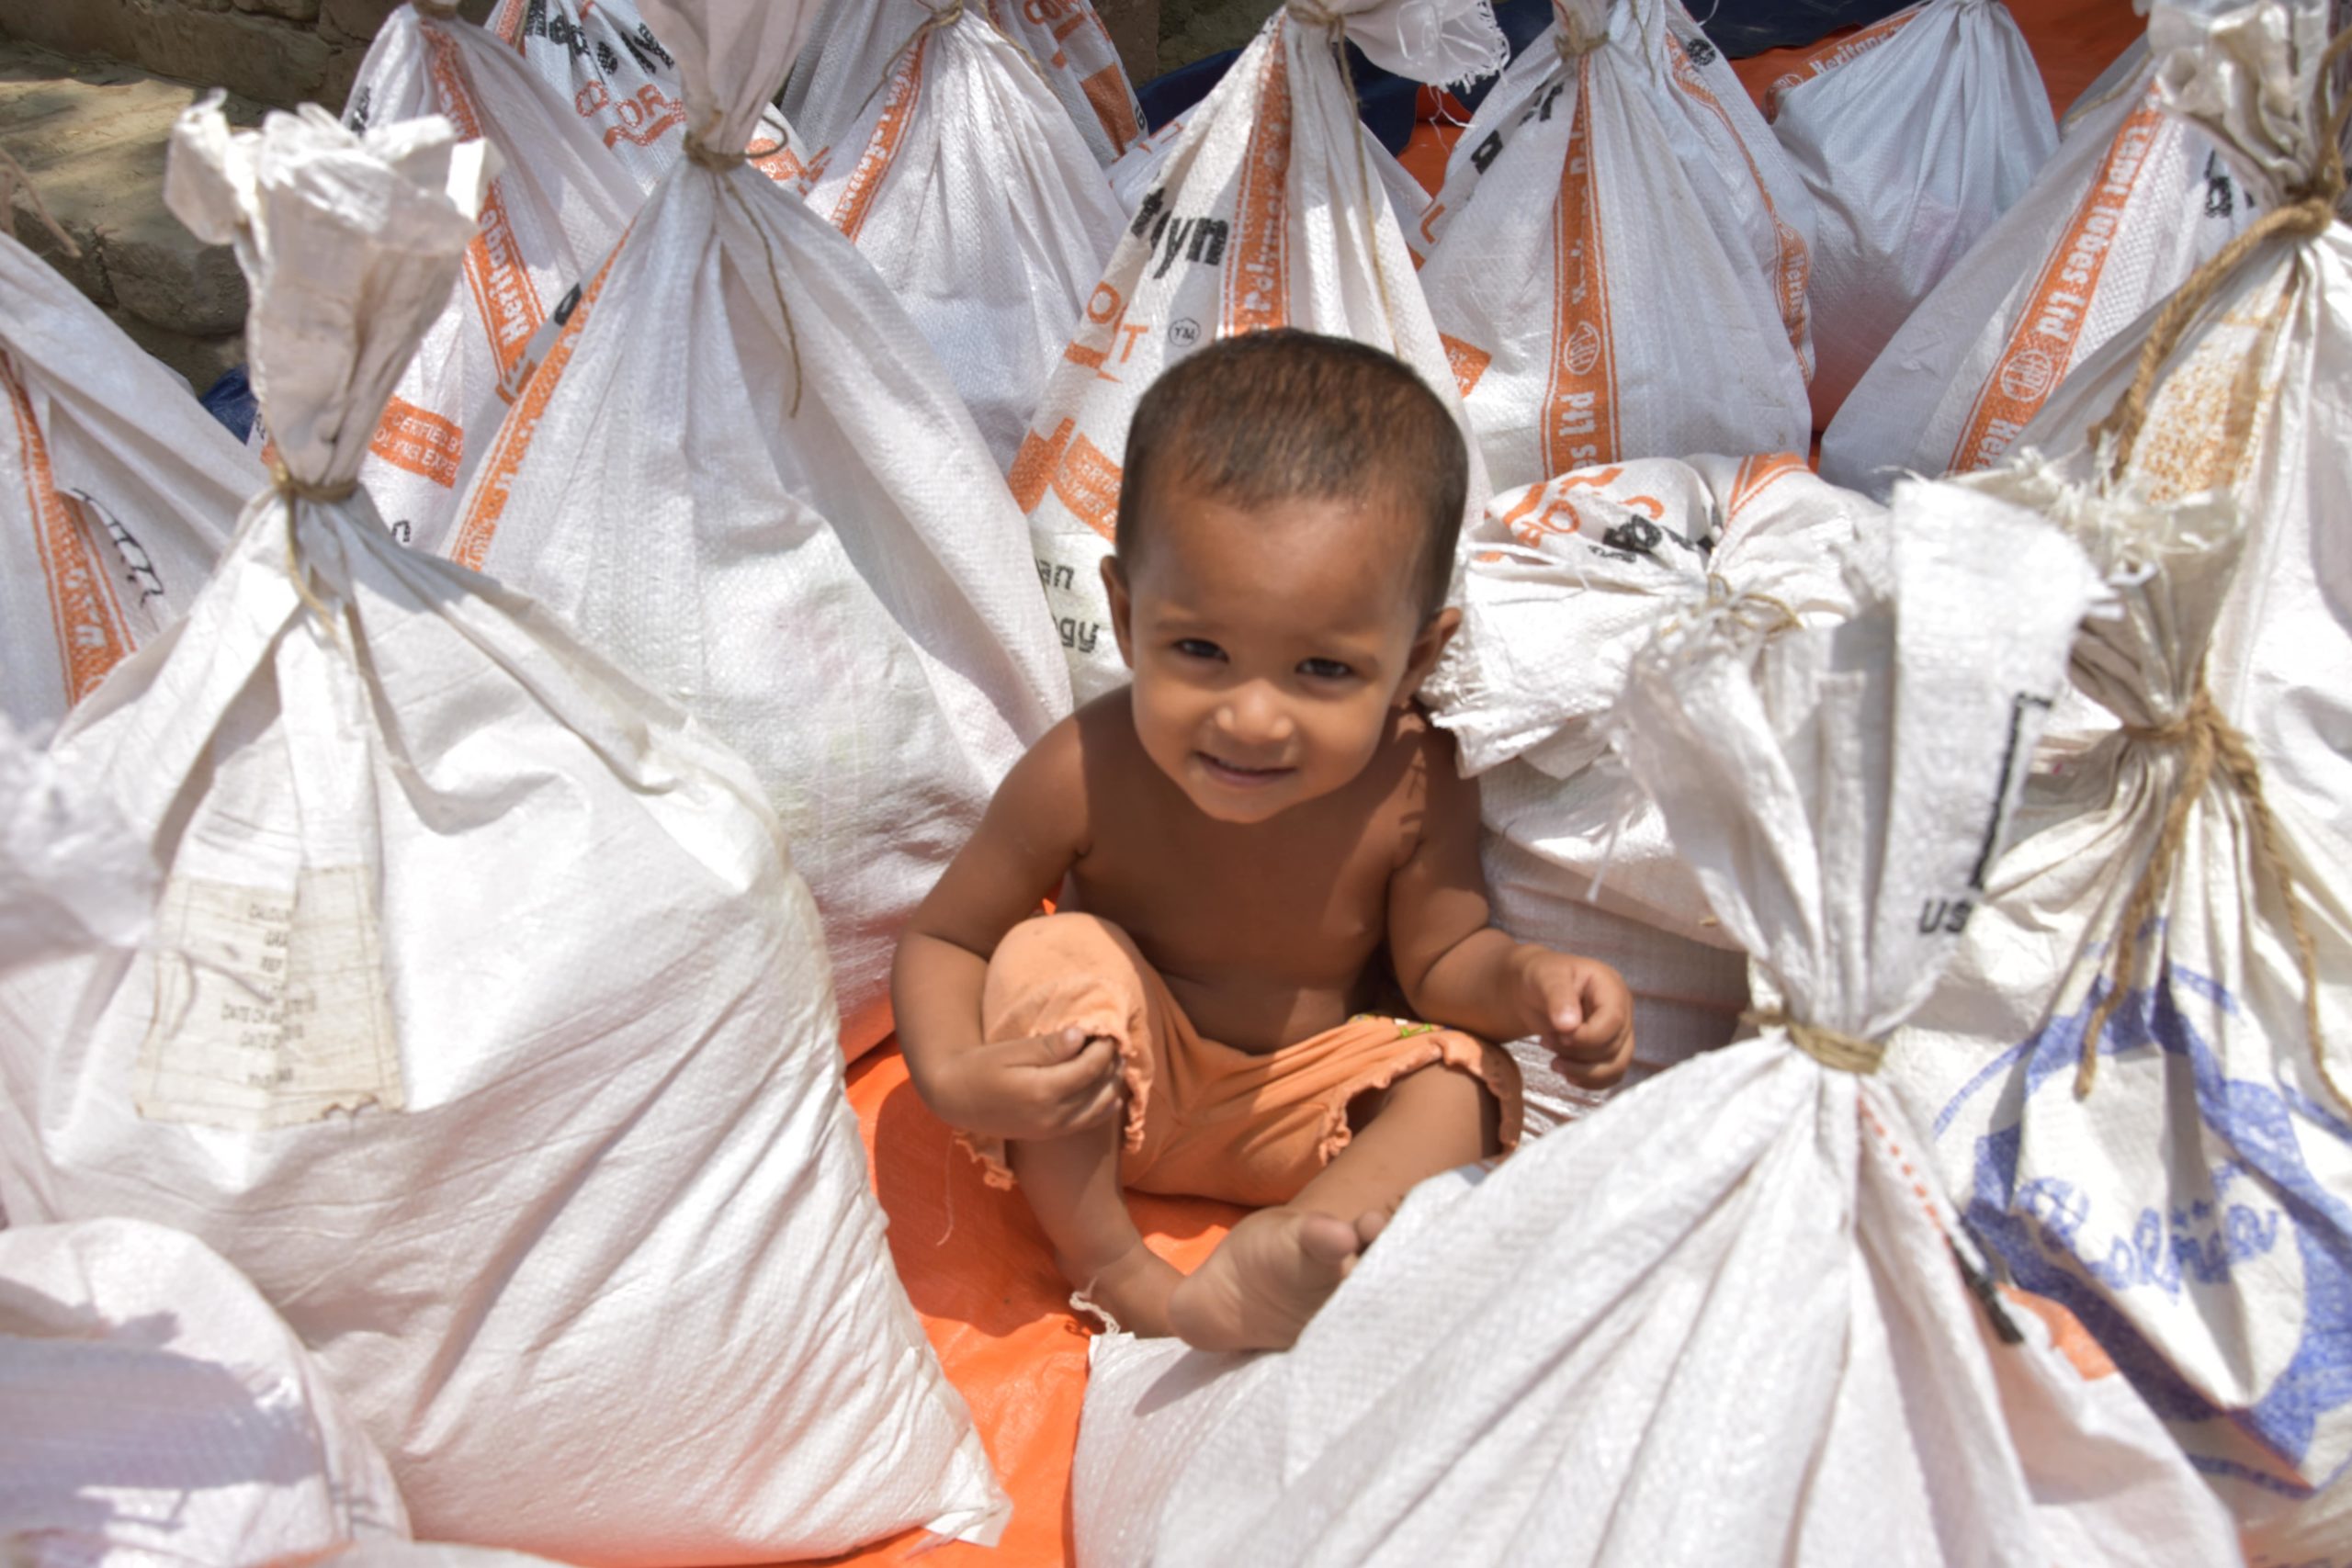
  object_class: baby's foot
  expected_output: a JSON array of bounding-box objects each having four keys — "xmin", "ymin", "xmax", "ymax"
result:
[
  {"xmin": 1067, "ymin": 1238, "xmax": 1182, "ymax": 1339},
  {"xmin": 1166, "ymin": 1205, "xmax": 1383, "ymax": 1352}
]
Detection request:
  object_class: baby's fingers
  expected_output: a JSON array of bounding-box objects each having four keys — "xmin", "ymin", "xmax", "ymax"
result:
[{"xmin": 1034, "ymin": 1033, "xmax": 1121, "ymax": 1100}]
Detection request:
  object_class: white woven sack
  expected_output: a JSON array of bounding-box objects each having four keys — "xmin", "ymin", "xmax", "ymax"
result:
[
  {"xmin": 1888, "ymin": 6, "xmax": 2352, "ymax": 1555},
  {"xmin": 1418, "ymin": 0, "xmax": 1813, "ymax": 494},
  {"xmin": 0, "ymin": 1217, "xmax": 411, "ymax": 1565},
  {"xmin": 0, "ymin": 99, "xmax": 1004, "ymax": 1562},
  {"xmin": 1422, "ymin": 453, "xmax": 1875, "ymax": 1126},
  {"xmin": 1110, "ymin": 112, "xmax": 1434, "ymax": 254},
  {"xmin": 1015, "ymin": 0, "xmax": 1501, "ymax": 701},
  {"xmin": 448, "ymin": 0, "xmax": 1071, "ymax": 1060},
  {"xmin": 799, "ymin": 1, "xmax": 1123, "ymax": 468},
  {"xmin": 1770, "ymin": 0, "xmax": 2057, "ymax": 423},
  {"xmin": 0, "ymin": 711, "xmax": 151, "ymax": 978},
  {"xmin": 0, "ymin": 233, "xmax": 248, "ymax": 733},
  {"xmin": 1820, "ymin": 21, "xmax": 2259, "ymax": 499},
  {"xmin": 982, "ymin": 0, "xmax": 1145, "ymax": 164},
  {"xmin": 1074, "ymin": 479, "xmax": 2245, "ymax": 1568},
  {"xmin": 485, "ymin": 0, "xmax": 804, "ymax": 186},
  {"xmin": 787, "ymin": 0, "xmax": 1142, "ymax": 167},
  {"xmin": 335, "ymin": 4, "xmax": 639, "ymax": 558}
]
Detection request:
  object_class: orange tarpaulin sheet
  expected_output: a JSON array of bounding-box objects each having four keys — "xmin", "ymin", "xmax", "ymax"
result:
[{"xmin": 807, "ymin": 1044, "xmax": 1241, "ymax": 1568}]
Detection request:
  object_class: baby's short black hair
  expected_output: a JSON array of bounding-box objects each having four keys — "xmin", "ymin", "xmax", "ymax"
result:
[{"xmin": 1116, "ymin": 329, "xmax": 1467, "ymax": 620}]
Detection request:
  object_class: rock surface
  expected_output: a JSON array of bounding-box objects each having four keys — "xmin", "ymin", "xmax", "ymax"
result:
[{"xmin": 0, "ymin": 42, "xmax": 262, "ymax": 389}]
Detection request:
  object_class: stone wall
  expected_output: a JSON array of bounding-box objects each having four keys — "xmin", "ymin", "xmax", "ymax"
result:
[
  {"xmin": 1159, "ymin": 0, "xmax": 1272, "ymax": 70},
  {"xmin": 0, "ymin": 0, "xmax": 494, "ymax": 118},
  {"xmin": 0, "ymin": 0, "xmax": 1172, "ymax": 116}
]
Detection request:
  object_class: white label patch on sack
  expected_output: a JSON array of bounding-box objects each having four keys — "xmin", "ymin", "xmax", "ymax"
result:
[{"xmin": 136, "ymin": 867, "xmax": 403, "ymax": 1128}]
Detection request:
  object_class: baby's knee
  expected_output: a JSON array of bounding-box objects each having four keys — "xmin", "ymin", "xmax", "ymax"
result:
[
  {"xmin": 988, "ymin": 911, "xmax": 1133, "ymax": 974},
  {"xmin": 981, "ymin": 912, "xmax": 1148, "ymax": 1042},
  {"xmin": 1381, "ymin": 1055, "xmax": 1515, "ymax": 1157}
]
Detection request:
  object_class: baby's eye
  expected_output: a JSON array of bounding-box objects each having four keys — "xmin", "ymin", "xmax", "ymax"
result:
[
  {"xmin": 1173, "ymin": 638, "xmax": 1227, "ymax": 661},
  {"xmin": 1298, "ymin": 658, "xmax": 1355, "ymax": 681}
]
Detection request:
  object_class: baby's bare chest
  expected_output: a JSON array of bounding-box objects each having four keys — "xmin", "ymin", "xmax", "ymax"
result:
[{"xmin": 1066, "ymin": 792, "xmax": 1408, "ymax": 997}]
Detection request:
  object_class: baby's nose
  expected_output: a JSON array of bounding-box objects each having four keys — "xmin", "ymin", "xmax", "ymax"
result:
[{"xmin": 1217, "ymin": 683, "xmax": 1295, "ymax": 747}]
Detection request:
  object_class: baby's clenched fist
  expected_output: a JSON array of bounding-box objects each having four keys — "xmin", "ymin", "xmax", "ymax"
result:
[
  {"xmin": 1515, "ymin": 950, "xmax": 1635, "ymax": 1089},
  {"xmin": 925, "ymin": 1027, "xmax": 1126, "ymax": 1142}
]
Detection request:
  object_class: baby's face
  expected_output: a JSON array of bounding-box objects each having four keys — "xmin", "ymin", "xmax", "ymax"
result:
[{"xmin": 1105, "ymin": 478, "xmax": 1453, "ymax": 826}]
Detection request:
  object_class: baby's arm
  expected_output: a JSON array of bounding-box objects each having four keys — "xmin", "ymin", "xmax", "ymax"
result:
[
  {"xmin": 894, "ymin": 716, "xmax": 1125, "ymax": 1140},
  {"xmin": 1386, "ymin": 730, "xmax": 1636, "ymax": 1088}
]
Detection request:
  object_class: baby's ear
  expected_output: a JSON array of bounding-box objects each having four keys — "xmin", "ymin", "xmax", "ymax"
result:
[
  {"xmin": 1397, "ymin": 606, "xmax": 1463, "ymax": 705},
  {"xmin": 1101, "ymin": 556, "xmax": 1137, "ymax": 670}
]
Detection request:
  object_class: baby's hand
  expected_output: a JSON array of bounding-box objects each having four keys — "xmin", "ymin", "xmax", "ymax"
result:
[
  {"xmin": 1518, "ymin": 951, "xmax": 1635, "ymax": 1089},
  {"xmin": 932, "ymin": 1027, "xmax": 1125, "ymax": 1142}
]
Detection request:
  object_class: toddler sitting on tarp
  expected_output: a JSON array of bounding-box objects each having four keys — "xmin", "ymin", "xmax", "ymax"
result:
[{"xmin": 893, "ymin": 331, "xmax": 1634, "ymax": 1351}]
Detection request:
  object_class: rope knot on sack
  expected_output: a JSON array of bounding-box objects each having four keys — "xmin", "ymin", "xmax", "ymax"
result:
[
  {"xmin": 683, "ymin": 128, "xmax": 746, "ymax": 172},
  {"xmin": 2075, "ymin": 676, "xmax": 2339, "ymax": 1107},
  {"xmin": 1703, "ymin": 573, "xmax": 1803, "ymax": 637},
  {"xmin": 2090, "ymin": 24, "xmax": 2352, "ymax": 479},
  {"xmin": 1742, "ymin": 1010, "xmax": 1885, "ymax": 1075},
  {"xmin": 269, "ymin": 462, "xmax": 357, "ymax": 507},
  {"xmin": 412, "ymin": 0, "xmax": 461, "ymax": 19},
  {"xmin": 268, "ymin": 461, "xmax": 354, "ymax": 634}
]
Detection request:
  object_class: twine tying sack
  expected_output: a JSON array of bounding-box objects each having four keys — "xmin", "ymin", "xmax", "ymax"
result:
[
  {"xmin": 269, "ymin": 461, "xmax": 356, "ymax": 634},
  {"xmin": 2087, "ymin": 25, "xmax": 2352, "ymax": 480},
  {"xmin": 1555, "ymin": 0, "xmax": 1609, "ymax": 60},
  {"xmin": 680, "ymin": 123, "xmax": 806, "ymax": 420},
  {"xmin": 855, "ymin": 0, "xmax": 968, "ymax": 120},
  {"xmin": 1286, "ymin": 1, "xmax": 1403, "ymax": 344},
  {"xmin": 2067, "ymin": 28, "xmax": 2350, "ymax": 1112},
  {"xmin": 1741, "ymin": 1010, "xmax": 1886, "ymax": 1075},
  {"xmin": 2075, "ymin": 679, "xmax": 2343, "ymax": 1108},
  {"xmin": 412, "ymin": 0, "xmax": 461, "ymax": 18}
]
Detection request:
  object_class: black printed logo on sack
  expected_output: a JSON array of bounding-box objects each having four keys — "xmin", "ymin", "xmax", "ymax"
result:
[
  {"xmin": 519, "ymin": 0, "xmax": 673, "ymax": 78},
  {"xmin": 71, "ymin": 491, "xmax": 166, "ymax": 609},
  {"xmin": 2203, "ymin": 152, "xmax": 2237, "ymax": 220},
  {"xmin": 1682, "ymin": 34, "xmax": 1718, "ymax": 68},
  {"xmin": 1471, "ymin": 79, "xmax": 1569, "ymax": 176},
  {"xmin": 1169, "ymin": 318, "xmax": 1202, "ymax": 348},
  {"xmin": 1129, "ymin": 189, "xmax": 1229, "ymax": 279}
]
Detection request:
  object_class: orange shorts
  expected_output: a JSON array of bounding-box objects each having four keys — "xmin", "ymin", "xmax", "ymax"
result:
[{"xmin": 962, "ymin": 912, "xmax": 1524, "ymax": 1208}]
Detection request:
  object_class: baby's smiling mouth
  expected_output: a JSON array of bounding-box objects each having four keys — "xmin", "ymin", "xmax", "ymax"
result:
[{"xmin": 1196, "ymin": 750, "xmax": 1295, "ymax": 788}]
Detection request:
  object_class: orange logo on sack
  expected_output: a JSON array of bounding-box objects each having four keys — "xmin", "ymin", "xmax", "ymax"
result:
[
  {"xmin": 1439, "ymin": 333, "xmax": 1492, "ymax": 399},
  {"xmin": 368, "ymin": 396, "xmax": 466, "ymax": 490},
  {"xmin": 1080, "ymin": 63, "xmax": 1141, "ymax": 153},
  {"xmin": 1542, "ymin": 62, "xmax": 1618, "ymax": 477},
  {"xmin": 1949, "ymin": 98, "xmax": 2168, "ymax": 476},
  {"xmin": 1765, "ymin": 5, "xmax": 1918, "ymax": 120},
  {"xmin": 6, "ymin": 360, "xmax": 130, "ymax": 706},
  {"xmin": 427, "ymin": 28, "xmax": 545, "ymax": 370},
  {"xmin": 1009, "ymin": 417, "xmax": 1124, "ymax": 540},
  {"xmin": 449, "ymin": 231, "xmax": 625, "ymax": 570},
  {"xmin": 1222, "ymin": 42, "xmax": 1292, "ymax": 335}
]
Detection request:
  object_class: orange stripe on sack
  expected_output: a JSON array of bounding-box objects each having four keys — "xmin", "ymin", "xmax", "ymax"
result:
[
  {"xmin": 447, "ymin": 235, "xmax": 624, "ymax": 571},
  {"xmin": 1764, "ymin": 4, "xmax": 1919, "ymax": 119},
  {"xmin": 368, "ymin": 395, "xmax": 466, "ymax": 489},
  {"xmin": 829, "ymin": 34, "xmax": 927, "ymax": 243},
  {"xmin": 426, "ymin": 28, "xmax": 545, "ymax": 370},
  {"xmin": 1542, "ymin": 61, "xmax": 1617, "ymax": 477},
  {"xmin": 1725, "ymin": 451, "xmax": 1807, "ymax": 520},
  {"xmin": 489, "ymin": 0, "xmax": 525, "ymax": 46},
  {"xmin": 6, "ymin": 360, "xmax": 131, "ymax": 706},
  {"xmin": 1948, "ymin": 97, "xmax": 2169, "ymax": 477},
  {"xmin": 1222, "ymin": 40, "xmax": 1292, "ymax": 335},
  {"xmin": 1080, "ymin": 63, "xmax": 1141, "ymax": 153},
  {"xmin": 1666, "ymin": 35, "xmax": 1813, "ymax": 377}
]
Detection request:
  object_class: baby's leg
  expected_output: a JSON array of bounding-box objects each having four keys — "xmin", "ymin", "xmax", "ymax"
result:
[
  {"xmin": 1010, "ymin": 1111, "xmax": 1183, "ymax": 1338},
  {"xmin": 1167, "ymin": 1062, "xmax": 1500, "ymax": 1352}
]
